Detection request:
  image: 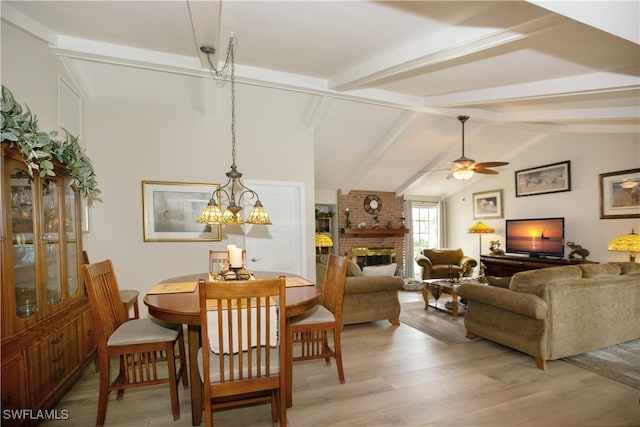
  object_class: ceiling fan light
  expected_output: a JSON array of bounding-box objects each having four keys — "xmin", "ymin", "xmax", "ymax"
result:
[{"xmin": 453, "ymin": 169, "xmax": 474, "ymax": 180}]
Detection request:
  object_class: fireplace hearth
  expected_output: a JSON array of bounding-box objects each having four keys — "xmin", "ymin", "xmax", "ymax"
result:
[{"xmin": 352, "ymin": 247, "xmax": 396, "ymax": 269}]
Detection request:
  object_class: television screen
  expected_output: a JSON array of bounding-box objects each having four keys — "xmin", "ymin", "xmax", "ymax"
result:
[{"xmin": 505, "ymin": 217, "xmax": 565, "ymax": 258}]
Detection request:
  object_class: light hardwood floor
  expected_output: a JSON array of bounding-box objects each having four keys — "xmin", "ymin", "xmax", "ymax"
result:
[{"xmin": 40, "ymin": 291, "xmax": 639, "ymax": 427}]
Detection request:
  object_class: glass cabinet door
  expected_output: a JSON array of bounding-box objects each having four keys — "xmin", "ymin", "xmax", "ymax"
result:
[
  {"xmin": 42, "ymin": 179, "xmax": 62, "ymax": 307},
  {"xmin": 64, "ymin": 180, "xmax": 79, "ymax": 297},
  {"xmin": 9, "ymin": 167, "xmax": 37, "ymax": 319}
]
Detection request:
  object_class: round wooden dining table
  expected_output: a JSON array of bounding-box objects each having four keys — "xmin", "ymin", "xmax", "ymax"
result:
[{"xmin": 144, "ymin": 272, "xmax": 320, "ymax": 426}]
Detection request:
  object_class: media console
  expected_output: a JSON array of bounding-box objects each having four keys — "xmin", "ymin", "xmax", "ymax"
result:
[{"xmin": 481, "ymin": 254, "xmax": 595, "ymax": 277}]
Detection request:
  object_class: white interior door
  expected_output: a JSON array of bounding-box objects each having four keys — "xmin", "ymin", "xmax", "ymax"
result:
[{"xmin": 243, "ymin": 180, "xmax": 305, "ymax": 277}]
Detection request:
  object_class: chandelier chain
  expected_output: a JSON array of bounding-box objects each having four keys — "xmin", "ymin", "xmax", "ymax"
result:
[{"xmin": 203, "ymin": 36, "xmax": 237, "ymax": 166}]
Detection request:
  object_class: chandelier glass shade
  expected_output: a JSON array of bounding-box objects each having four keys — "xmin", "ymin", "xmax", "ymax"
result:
[{"xmin": 196, "ymin": 36, "xmax": 271, "ymax": 225}]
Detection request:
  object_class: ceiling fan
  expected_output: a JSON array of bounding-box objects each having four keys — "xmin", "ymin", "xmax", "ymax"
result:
[{"xmin": 447, "ymin": 115, "xmax": 508, "ymax": 181}]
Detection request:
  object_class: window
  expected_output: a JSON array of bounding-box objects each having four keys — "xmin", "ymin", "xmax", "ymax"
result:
[{"xmin": 410, "ymin": 202, "xmax": 440, "ymax": 279}]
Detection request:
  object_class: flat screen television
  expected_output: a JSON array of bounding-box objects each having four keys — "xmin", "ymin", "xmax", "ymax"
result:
[{"xmin": 505, "ymin": 217, "xmax": 565, "ymax": 258}]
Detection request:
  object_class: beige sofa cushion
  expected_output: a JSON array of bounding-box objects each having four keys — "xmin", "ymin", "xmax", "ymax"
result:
[
  {"xmin": 578, "ymin": 263, "xmax": 621, "ymax": 278},
  {"xmin": 423, "ymin": 248, "xmax": 463, "ymax": 265},
  {"xmin": 509, "ymin": 265, "xmax": 582, "ymax": 294}
]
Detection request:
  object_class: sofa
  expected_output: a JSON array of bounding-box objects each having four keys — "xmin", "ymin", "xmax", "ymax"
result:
[
  {"xmin": 415, "ymin": 248, "xmax": 477, "ymax": 280},
  {"xmin": 458, "ymin": 262, "xmax": 640, "ymax": 369},
  {"xmin": 316, "ymin": 255, "xmax": 403, "ymax": 325}
]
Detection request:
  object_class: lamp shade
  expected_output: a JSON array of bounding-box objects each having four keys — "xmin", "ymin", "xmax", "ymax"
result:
[
  {"xmin": 607, "ymin": 229, "xmax": 640, "ymax": 261},
  {"xmin": 467, "ymin": 221, "xmax": 495, "ymax": 234},
  {"xmin": 315, "ymin": 233, "xmax": 333, "ymax": 248}
]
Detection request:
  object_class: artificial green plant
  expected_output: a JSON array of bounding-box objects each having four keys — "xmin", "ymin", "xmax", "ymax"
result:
[{"xmin": 0, "ymin": 85, "xmax": 99, "ymax": 198}]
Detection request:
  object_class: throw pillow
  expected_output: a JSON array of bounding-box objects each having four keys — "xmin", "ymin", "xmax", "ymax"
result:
[
  {"xmin": 362, "ymin": 263, "xmax": 397, "ymax": 276},
  {"xmin": 347, "ymin": 261, "xmax": 363, "ymax": 276}
]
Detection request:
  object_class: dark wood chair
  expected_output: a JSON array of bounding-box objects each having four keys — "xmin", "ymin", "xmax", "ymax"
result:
[
  {"xmin": 289, "ymin": 254, "xmax": 348, "ymax": 383},
  {"xmin": 82, "ymin": 250, "xmax": 139, "ymax": 319},
  {"xmin": 198, "ymin": 276, "xmax": 287, "ymax": 427},
  {"xmin": 82, "ymin": 259, "xmax": 188, "ymax": 427}
]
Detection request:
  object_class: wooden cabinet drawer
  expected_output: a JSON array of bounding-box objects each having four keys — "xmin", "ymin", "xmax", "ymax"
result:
[{"xmin": 28, "ymin": 319, "xmax": 80, "ymax": 407}]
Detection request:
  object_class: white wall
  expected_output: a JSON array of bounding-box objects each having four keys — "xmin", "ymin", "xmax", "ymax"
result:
[
  {"xmin": 2, "ymin": 23, "xmax": 317, "ymax": 301},
  {"xmin": 446, "ymin": 131, "xmax": 640, "ymax": 264}
]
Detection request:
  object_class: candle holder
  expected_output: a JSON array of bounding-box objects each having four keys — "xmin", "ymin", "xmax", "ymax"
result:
[{"xmin": 345, "ymin": 210, "xmax": 351, "ymax": 228}]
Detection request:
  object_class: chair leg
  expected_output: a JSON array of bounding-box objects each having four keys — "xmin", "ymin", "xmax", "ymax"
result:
[
  {"xmin": 271, "ymin": 391, "xmax": 278, "ymax": 423},
  {"xmin": 96, "ymin": 356, "xmax": 110, "ymax": 427},
  {"xmin": 166, "ymin": 342, "xmax": 181, "ymax": 421},
  {"xmin": 333, "ymin": 327, "xmax": 345, "ymax": 384},
  {"xmin": 278, "ymin": 388, "xmax": 286, "ymax": 426},
  {"xmin": 177, "ymin": 329, "xmax": 188, "ymax": 388},
  {"xmin": 323, "ymin": 331, "xmax": 331, "ymax": 366},
  {"xmin": 116, "ymin": 355, "xmax": 126, "ymax": 400}
]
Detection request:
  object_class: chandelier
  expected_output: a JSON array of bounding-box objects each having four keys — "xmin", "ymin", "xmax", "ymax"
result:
[{"xmin": 197, "ymin": 36, "xmax": 271, "ymax": 225}]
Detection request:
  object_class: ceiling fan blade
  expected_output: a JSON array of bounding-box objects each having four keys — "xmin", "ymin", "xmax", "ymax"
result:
[
  {"xmin": 475, "ymin": 161, "xmax": 509, "ymax": 168},
  {"xmin": 446, "ymin": 171, "xmax": 456, "ymax": 180},
  {"xmin": 474, "ymin": 168, "xmax": 499, "ymax": 175}
]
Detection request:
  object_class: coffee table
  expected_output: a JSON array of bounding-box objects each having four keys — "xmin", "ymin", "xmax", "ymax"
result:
[{"xmin": 422, "ymin": 279, "xmax": 468, "ymax": 318}]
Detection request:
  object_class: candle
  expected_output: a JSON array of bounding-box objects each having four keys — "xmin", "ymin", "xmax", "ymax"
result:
[{"xmin": 229, "ymin": 247, "xmax": 243, "ymax": 268}]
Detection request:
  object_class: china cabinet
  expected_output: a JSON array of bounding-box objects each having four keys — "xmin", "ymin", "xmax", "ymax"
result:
[{"xmin": 1, "ymin": 143, "xmax": 95, "ymax": 425}]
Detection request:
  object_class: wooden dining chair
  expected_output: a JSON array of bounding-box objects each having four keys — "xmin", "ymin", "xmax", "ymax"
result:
[
  {"xmin": 82, "ymin": 259, "xmax": 188, "ymax": 427},
  {"xmin": 198, "ymin": 276, "xmax": 287, "ymax": 427},
  {"xmin": 289, "ymin": 254, "xmax": 348, "ymax": 383},
  {"xmin": 82, "ymin": 250, "xmax": 140, "ymax": 319}
]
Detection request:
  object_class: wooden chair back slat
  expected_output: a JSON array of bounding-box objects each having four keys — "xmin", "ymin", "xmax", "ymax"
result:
[{"xmin": 198, "ymin": 276, "xmax": 287, "ymax": 426}]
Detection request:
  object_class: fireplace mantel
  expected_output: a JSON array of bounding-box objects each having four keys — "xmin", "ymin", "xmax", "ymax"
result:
[{"xmin": 340, "ymin": 228, "xmax": 409, "ymax": 238}]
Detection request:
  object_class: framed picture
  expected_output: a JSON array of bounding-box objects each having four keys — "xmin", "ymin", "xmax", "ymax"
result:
[
  {"xmin": 515, "ymin": 161, "xmax": 571, "ymax": 197},
  {"xmin": 472, "ymin": 189, "xmax": 503, "ymax": 219},
  {"xmin": 599, "ymin": 168, "xmax": 640, "ymax": 219},
  {"xmin": 142, "ymin": 181, "xmax": 221, "ymax": 242}
]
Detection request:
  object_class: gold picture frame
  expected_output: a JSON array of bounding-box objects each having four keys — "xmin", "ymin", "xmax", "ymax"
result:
[
  {"xmin": 472, "ymin": 189, "xmax": 503, "ymax": 219},
  {"xmin": 142, "ymin": 180, "xmax": 221, "ymax": 242},
  {"xmin": 599, "ymin": 168, "xmax": 640, "ymax": 219}
]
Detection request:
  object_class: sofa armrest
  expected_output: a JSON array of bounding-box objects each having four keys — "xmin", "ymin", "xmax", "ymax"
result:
[
  {"xmin": 415, "ymin": 255, "xmax": 432, "ymax": 268},
  {"xmin": 459, "ymin": 256, "xmax": 477, "ymax": 268},
  {"xmin": 344, "ymin": 275, "xmax": 404, "ymax": 294},
  {"xmin": 459, "ymin": 283, "xmax": 547, "ymax": 319}
]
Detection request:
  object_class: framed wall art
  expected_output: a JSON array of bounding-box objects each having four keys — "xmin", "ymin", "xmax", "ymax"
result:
[
  {"xmin": 142, "ymin": 180, "xmax": 221, "ymax": 242},
  {"xmin": 472, "ymin": 189, "xmax": 503, "ymax": 219},
  {"xmin": 599, "ymin": 168, "xmax": 640, "ymax": 219},
  {"xmin": 515, "ymin": 160, "xmax": 571, "ymax": 197}
]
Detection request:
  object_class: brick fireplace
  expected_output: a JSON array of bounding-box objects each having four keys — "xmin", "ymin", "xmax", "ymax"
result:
[{"xmin": 337, "ymin": 190, "xmax": 407, "ymax": 275}]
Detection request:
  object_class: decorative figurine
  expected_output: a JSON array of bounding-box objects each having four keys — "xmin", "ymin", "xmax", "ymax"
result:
[
  {"xmin": 344, "ymin": 208, "xmax": 352, "ymax": 228},
  {"xmin": 567, "ymin": 241, "xmax": 590, "ymax": 260},
  {"xmin": 489, "ymin": 240, "xmax": 505, "ymax": 255}
]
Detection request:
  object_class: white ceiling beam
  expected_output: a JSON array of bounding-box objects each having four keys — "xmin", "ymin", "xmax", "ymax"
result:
[
  {"xmin": 1, "ymin": 3, "xmax": 57, "ymax": 45},
  {"xmin": 328, "ymin": 13, "xmax": 566, "ymax": 92},
  {"xmin": 423, "ymin": 73, "xmax": 640, "ymax": 108}
]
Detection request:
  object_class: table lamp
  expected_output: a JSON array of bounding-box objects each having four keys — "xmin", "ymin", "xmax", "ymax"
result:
[
  {"xmin": 315, "ymin": 233, "xmax": 333, "ymax": 255},
  {"xmin": 607, "ymin": 229, "xmax": 640, "ymax": 261},
  {"xmin": 468, "ymin": 221, "xmax": 495, "ymax": 282}
]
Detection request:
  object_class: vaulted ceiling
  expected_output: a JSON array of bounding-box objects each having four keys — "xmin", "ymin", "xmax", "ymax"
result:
[{"xmin": 3, "ymin": 1, "xmax": 639, "ymax": 198}]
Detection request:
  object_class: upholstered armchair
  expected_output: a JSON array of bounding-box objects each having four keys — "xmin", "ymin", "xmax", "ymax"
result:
[{"xmin": 415, "ymin": 248, "xmax": 477, "ymax": 280}]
